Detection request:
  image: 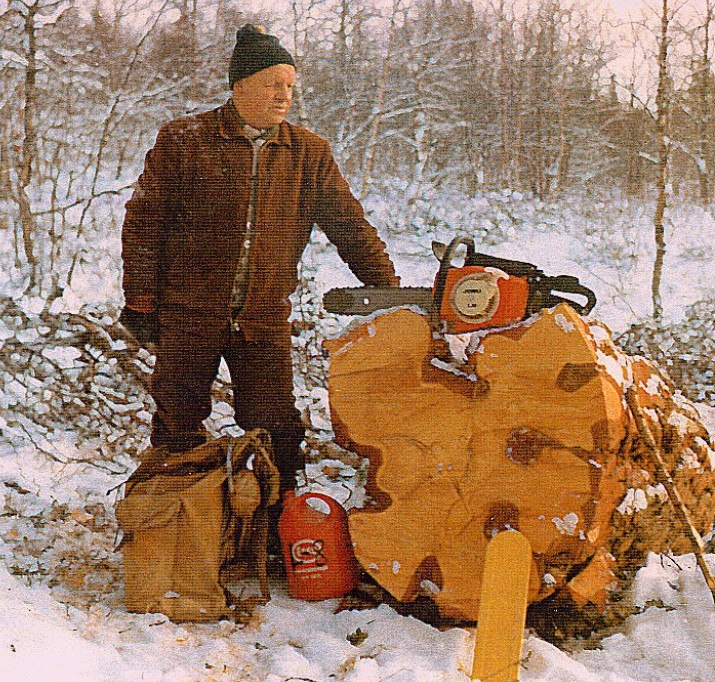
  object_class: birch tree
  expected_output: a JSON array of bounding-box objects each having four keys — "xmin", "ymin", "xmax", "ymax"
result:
[
  {"xmin": 0, "ymin": 0, "xmax": 222, "ymax": 302},
  {"xmin": 2, "ymin": 0, "xmax": 74, "ymax": 288},
  {"xmin": 359, "ymin": 0, "xmax": 402, "ymax": 195},
  {"xmin": 652, "ymin": 0, "xmax": 672, "ymax": 321}
]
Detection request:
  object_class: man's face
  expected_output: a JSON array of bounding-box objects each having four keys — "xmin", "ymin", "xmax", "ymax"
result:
[{"xmin": 232, "ymin": 63, "xmax": 296, "ymax": 129}]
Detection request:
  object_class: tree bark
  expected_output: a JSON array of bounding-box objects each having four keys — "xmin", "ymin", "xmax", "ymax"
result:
[
  {"xmin": 19, "ymin": 1, "xmax": 40, "ymax": 286},
  {"xmin": 695, "ymin": 0, "xmax": 714, "ymax": 206},
  {"xmin": 652, "ymin": 0, "xmax": 670, "ymax": 322}
]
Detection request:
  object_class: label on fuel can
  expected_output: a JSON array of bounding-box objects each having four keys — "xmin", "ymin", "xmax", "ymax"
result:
[{"xmin": 291, "ymin": 538, "xmax": 329, "ymax": 574}]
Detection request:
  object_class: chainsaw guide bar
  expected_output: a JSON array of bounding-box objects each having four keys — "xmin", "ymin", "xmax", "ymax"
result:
[{"xmin": 323, "ymin": 286, "xmax": 434, "ymax": 316}]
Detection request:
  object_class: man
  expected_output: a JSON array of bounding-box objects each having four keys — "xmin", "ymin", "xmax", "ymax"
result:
[{"xmin": 120, "ymin": 25, "xmax": 399, "ymax": 496}]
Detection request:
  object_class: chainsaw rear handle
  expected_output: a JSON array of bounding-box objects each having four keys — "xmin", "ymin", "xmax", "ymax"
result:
[
  {"xmin": 550, "ymin": 275, "xmax": 597, "ymax": 313},
  {"xmin": 529, "ymin": 275, "xmax": 597, "ymax": 316}
]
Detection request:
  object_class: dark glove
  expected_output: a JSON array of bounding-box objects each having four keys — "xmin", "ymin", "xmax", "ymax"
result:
[{"xmin": 119, "ymin": 308, "xmax": 160, "ymax": 345}]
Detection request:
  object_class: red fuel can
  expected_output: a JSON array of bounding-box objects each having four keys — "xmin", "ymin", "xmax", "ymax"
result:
[{"xmin": 278, "ymin": 491, "xmax": 360, "ymax": 601}]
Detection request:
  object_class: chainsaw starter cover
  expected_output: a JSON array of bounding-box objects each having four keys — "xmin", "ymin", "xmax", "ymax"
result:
[{"xmin": 438, "ymin": 266, "xmax": 530, "ymax": 333}]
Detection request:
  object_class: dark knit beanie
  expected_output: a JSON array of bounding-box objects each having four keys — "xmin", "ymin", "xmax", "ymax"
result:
[{"xmin": 228, "ymin": 24, "xmax": 295, "ymax": 88}]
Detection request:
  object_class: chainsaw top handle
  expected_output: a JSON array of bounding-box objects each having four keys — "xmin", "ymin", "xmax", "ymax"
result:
[{"xmin": 431, "ymin": 236, "xmax": 476, "ymax": 327}]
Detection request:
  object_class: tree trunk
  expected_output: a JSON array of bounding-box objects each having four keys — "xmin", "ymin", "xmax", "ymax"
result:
[
  {"xmin": 19, "ymin": 2, "xmax": 40, "ymax": 286},
  {"xmin": 360, "ymin": 0, "xmax": 399, "ymax": 196},
  {"xmin": 555, "ymin": 96, "xmax": 571, "ymax": 195},
  {"xmin": 289, "ymin": 0, "xmax": 311, "ymax": 128},
  {"xmin": 652, "ymin": 0, "xmax": 670, "ymax": 321},
  {"xmin": 325, "ymin": 306, "xmax": 715, "ymax": 624},
  {"xmin": 497, "ymin": 0, "xmax": 516, "ymax": 190},
  {"xmin": 695, "ymin": 0, "xmax": 714, "ymax": 206}
]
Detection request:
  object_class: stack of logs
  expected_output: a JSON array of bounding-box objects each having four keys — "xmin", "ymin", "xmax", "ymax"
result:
[{"xmin": 325, "ymin": 304, "xmax": 715, "ymax": 628}]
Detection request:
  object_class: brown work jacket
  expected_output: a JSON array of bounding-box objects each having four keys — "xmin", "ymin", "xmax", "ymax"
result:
[{"xmin": 121, "ymin": 100, "xmax": 399, "ymax": 341}]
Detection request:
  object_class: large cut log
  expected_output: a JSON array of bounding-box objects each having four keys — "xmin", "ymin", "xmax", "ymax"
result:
[{"xmin": 324, "ymin": 304, "xmax": 715, "ymax": 623}]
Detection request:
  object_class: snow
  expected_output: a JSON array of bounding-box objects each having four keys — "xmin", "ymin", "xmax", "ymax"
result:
[
  {"xmin": 0, "ymin": 565, "xmax": 132, "ymax": 681},
  {"xmin": 617, "ymin": 488, "xmax": 650, "ymax": 516},
  {"xmin": 41, "ymin": 346, "xmax": 83, "ymax": 369},
  {"xmin": 554, "ymin": 313, "xmax": 576, "ymax": 333},
  {"xmin": 552, "ymin": 512, "xmax": 580, "ymax": 536},
  {"xmin": 1, "ymin": 191, "xmax": 715, "ymax": 680},
  {"xmin": 574, "ymin": 554, "xmax": 715, "ymax": 682},
  {"xmin": 2, "ymin": 456, "xmax": 715, "ymax": 682}
]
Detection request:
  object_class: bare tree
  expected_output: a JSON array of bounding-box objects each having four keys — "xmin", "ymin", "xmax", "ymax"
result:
[
  {"xmin": 692, "ymin": 2, "xmax": 715, "ymax": 204},
  {"xmin": 2, "ymin": 0, "xmax": 82, "ymax": 288},
  {"xmin": 493, "ymin": 0, "xmax": 521, "ymax": 190},
  {"xmin": 676, "ymin": 0, "xmax": 715, "ymax": 204},
  {"xmin": 359, "ymin": 0, "xmax": 402, "ymax": 195},
  {"xmin": 1, "ymin": 0, "xmax": 228, "ymax": 302},
  {"xmin": 287, "ymin": 0, "xmax": 317, "ymax": 127},
  {"xmin": 14, "ymin": 0, "xmax": 44, "ymax": 285},
  {"xmin": 652, "ymin": 0, "xmax": 672, "ymax": 321}
]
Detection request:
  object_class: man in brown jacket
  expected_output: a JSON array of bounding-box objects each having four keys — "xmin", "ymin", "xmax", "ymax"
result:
[{"xmin": 120, "ymin": 25, "xmax": 399, "ymax": 496}]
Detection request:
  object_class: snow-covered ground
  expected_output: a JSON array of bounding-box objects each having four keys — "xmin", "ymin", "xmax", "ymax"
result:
[
  {"xmin": 1, "ymin": 189, "xmax": 715, "ymax": 681},
  {"xmin": 2, "ymin": 441, "xmax": 715, "ymax": 682}
]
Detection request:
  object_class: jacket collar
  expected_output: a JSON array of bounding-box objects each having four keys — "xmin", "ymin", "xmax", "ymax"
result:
[{"xmin": 216, "ymin": 99, "xmax": 291, "ymax": 146}]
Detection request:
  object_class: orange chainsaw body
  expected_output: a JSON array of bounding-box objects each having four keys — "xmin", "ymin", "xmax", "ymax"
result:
[{"xmin": 437, "ymin": 266, "xmax": 530, "ymax": 334}]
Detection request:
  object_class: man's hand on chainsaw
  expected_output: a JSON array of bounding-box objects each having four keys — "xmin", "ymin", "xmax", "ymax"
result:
[{"xmin": 119, "ymin": 308, "xmax": 160, "ymax": 345}]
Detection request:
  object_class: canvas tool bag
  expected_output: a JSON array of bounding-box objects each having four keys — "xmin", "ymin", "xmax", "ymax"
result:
[{"xmin": 115, "ymin": 430, "xmax": 279, "ymax": 622}]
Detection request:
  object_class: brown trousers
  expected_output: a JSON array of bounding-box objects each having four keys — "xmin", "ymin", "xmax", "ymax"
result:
[{"xmin": 150, "ymin": 311, "xmax": 304, "ymax": 493}]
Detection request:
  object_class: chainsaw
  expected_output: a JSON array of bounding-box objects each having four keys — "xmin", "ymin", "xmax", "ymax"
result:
[{"xmin": 323, "ymin": 236, "xmax": 597, "ymax": 334}]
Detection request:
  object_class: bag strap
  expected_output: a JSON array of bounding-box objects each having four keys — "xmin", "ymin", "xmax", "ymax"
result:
[
  {"xmin": 224, "ymin": 430, "xmax": 279, "ymax": 611},
  {"xmin": 241, "ymin": 429, "xmax": 279, "ymax": 602}
]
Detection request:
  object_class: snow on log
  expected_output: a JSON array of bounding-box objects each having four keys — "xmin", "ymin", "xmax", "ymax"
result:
[{"xmin": 324, "ymin": 304, "xmax": 715, "ymax": 622}]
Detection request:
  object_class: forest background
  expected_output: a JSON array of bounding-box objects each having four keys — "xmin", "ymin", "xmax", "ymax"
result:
[{"xmin": 2, "ymin": 0, "xmax": 715, "ymax": 316}]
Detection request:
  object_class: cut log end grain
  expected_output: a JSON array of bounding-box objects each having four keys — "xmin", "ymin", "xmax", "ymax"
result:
[{"xmin": 325, "ymin": 304, "xmax": 715, "ymax": 625}]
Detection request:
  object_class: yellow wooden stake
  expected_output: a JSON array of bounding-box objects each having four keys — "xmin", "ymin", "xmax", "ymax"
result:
[{"xmin": 471, "ymin": 530, "xmax": 532, "ymax": 682}]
